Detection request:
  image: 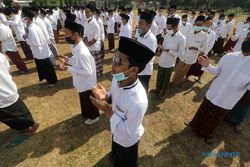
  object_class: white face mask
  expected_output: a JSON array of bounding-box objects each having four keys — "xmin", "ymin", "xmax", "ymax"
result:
[
  {"xmin": 193, "ymin": 26, "xmax": 203, "ymax": 32},
  {"xmin": 167, "ymin": 29, "xmax": 174, "ymax": 35},
  {"xmin": 87, "ymin": 16, "xmax": 93, "ymax": 21}
]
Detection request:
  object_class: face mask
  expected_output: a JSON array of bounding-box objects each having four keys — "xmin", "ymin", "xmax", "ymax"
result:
[
  {"xmin": 138, "ymin": 28, "xmax": 144, "ymax": 35},
  {"xmin": 112, "ymin": 72, "xmax": 128, "ymax": 81},
  {"xmin": 203, "ymin": 27, "xmax": 210, "ymax": 31},
  {"xmin": 166, "ymin": 29, "xmax": 174, "ymax": 35},
  {"xmin": 87, "ymin": 16, "xmax": 93, "ymax": 21},
  {"xmin": 193, "ymin": 26, "xmax": 203, "ymax": 32},
  {"xmin": 159, "ymin": 12, "xmax": 162, "ymax": 16},
  {"xmin": 65, "ymin": 36, "xmax": 75, "ymax": 45}
]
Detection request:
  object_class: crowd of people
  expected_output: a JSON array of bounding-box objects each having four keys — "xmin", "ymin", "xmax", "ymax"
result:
[{"xmin": 0, "ymin": 3, "xmax": 250, "ymax": 167}]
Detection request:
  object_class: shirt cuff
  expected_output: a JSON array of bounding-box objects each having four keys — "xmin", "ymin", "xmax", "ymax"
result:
[
  {"xmin": 201, "ymin": 64, "xmax": 212, "ymax": 72},
  {"xmin": 67, "ymin": 66, "xmax": 73, "ymax": 72}
]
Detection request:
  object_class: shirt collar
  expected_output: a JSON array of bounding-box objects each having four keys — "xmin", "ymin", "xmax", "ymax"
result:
[
  {"xmin": 118, "ymin": 79, "xmax": 139, "ymax": 90},
  {"xmin": 140, "ymin": 29, "xmax": 151, "ymax": 38},
  {"xmin": 72, "ymin": 40, "xmax": 84, "ymax": 52}
]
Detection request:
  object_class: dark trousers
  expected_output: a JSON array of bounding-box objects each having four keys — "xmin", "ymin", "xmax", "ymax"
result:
[
  {"xmin": 111, "ymin": 140, "xmax": 139, "ymax": 167},
  {"xmin": 79, "ymin": 90, "xmax": 100, "ymax": 119},
  {"xmin": 20, "ymin": 41, "xmax": 33, "ymax": 59},
  {"xmin": 138, "ymin": 75, "xmax": 151, "ymax": 92},
  {"xmin": 213, "ymin": 37, "xmax": 225, "ymax": 55},
  {"xmin": 101, "ymin": 41, "xmax": 105, "ymax": 59},
  {"xmin": 156, "ymin": 34, "xmax": 164, "ymax": 45},
  {"xmin": 0, "ymin": 98, "xmax": 35, "ymax": 130},
  {"xmin": 108, "ymin": 33, "xmax": 115, "ymax": 50}
]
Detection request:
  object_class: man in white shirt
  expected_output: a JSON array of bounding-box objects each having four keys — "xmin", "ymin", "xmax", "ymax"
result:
[
  {"xmin": 90, "ymin": 37, "xmax": 155, "ymax": 167},
  {"xmin": 137, "ymin": 11, "xmax": 157, "ymax": 92},
  {"xmin": 153, "ymin": 18, "xmax": 186, "ymax": 99},
  {"xmin": 186, "ymin": 40, "xmax": 250, "ymax": 144},
  {"xmin": 95, "ymin": 8, "xmax": 105, "ymax": 59},
  {"xmin": 59, "ymin": 20, "xmax": 99, "ymax": 125},
  {"xmin": 47, "ymin": 9, "xmax": 59, "ymax": 43},
  {"xmin": 0, "ymin": 53, "xmax": 39, "ymax": 133},
  {"xmin": 84, "ymin": 4, "xmax": 102, "ymax": 78},
  {"xmin": 0, "ymin": 21, "xmax": 28, "ymax": 73},
  {"xmin": 186, "ymin": 17, "xmax": 216, "ymax": 83},
  {"xmin": 150, "ymin": 11, "xmax": 158, "ymax": 36},
  {"xmin": 0, "ymin": 8, "xmax": 7, "ymax": 25},
  {"xmin": 189, "ymin": 11, "xmax": 196, "ymax": 25},
  {"xmin": 166, "ymin": 4, "xmax": 181, "ymax": 20},
  {"xmin": 5, "ymin": 7, "xmax": 33, "ymax": 60},
  {"xmin": 232, "ymin": 28, "xmax": 250, "ymax": 52},
  {"xmin": 224, "ymin": 14, "xmax": 235, "ymax": 39},
  {"xmin": 212, "ymin": 14, "xmax": 227, "ymax": 57},
  {"xmin": 23, "ymin": 7, "xmax": 58, "ymax": 86},
  {"xmin": 172, "ymin": 16, "xmax": 208, "ymax": 86},
  {"xmin": 179, "ymin": 14, "xmax": 192, "ymax": 37},
  {"xmin": 119, "ymin": 13, "xmax": 132, "ymax": 38},
  {"xmin": 224, "ymin": 17, "xmax": 250, "ymax": 52},
  {"xmin": 107, "ymin": 9, "xmax": 115, "ymax": 50},
  {"xmin": 155, "ymin": 7, "xmax": 166, "ymax": 45},
  {"xmin": 40, "ymin": 9, "xmax": 59, "ymax": 59},
  {"xmin": 113, "ymin": 8, "xmax": 120, "ymax": 33}
]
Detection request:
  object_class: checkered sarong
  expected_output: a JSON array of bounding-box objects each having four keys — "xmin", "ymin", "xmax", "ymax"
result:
[{"xmin": 90, "ymin": 50, "xmax": 103, "ymax": 77}]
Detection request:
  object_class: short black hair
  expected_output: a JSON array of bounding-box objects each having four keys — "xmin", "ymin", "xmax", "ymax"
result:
[
  {"xmin": 219, "ymin": 14, "xmax": 225, "ymax": 19},
  {"xmin": 182, "ymin": 14, "xmax": 188, "ymax": 19}
]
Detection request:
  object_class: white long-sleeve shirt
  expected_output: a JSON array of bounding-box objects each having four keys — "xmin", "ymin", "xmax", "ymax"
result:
[
  {"xmin": 224, "ymin": 20, "xmax": 235, "ymax": 37},
  {"xmin": 0, "ymin": 13, "xmax": 7, "ymax": 25},
  {"xmin": 0, "ymin": 53, "xmax": 19, "ymax": 108},
  {"xmin": 202, "ymin": 52, "xmax": 250, "ymax": 110},
  {"xmin": 43, "ymin": 16, "xmax": 55, "ymax": 40},
  {"xmin": 34, "ymin": 17, "xmax": 51, "ymax": 43},
  {"xmin": 26, "ymin": 22, "xmax": 51, "ymax": 59},
  {"xmin": 137, "ymin": 30, "xmax": 157, "ymax": 75},
  {"xmin": 235, "ymin": 21, "xmax": 250, "ymax": 35},
  {"xmin": 232, "ymin": 28, "xmax": 250, "ymax": 52},
  {"xmin": 109, "ymin": 78, "xmax": 148, "ymax": 147},
  {"xmin": 155, "ymin": 15, "xmax": 166, "ymax": 35},
  {"xmin": 159, "ymin": 31, "xmax": 186, "ymax": 68},
  {"xmin": 67, "ymin": 40, "xmax": 97, "ymax": 93},
  {"xmin": 107, "ymin": 16, "xmax": 115, "ymax": 34},
  {"xmin": 119, "ymin": 23, "xmax": 132, "ymax": 38},
  {"xmin": 179, "ymin": 22, "xmax": 193, "ymax": 37},
  {"xmin": 205, "ymin": 30, "xmax": 216, "ymax": 54},
  {"xmin": 214, "ymin": 21, "xmax": 227, "ymax": 39},
  {"xmin": 96, "ymin": 17, "xmax": 105, "ymax": 42},
  {"xmin": 83, "ymin": 17, "xmax": 101, "ymax": 51},
  {"xmin": 179, "ymin": 31, "xmax": 208, "ymax": 64},
  {"xmin": 150, "ymin": 20, "xmax": 158, "ymax": 36},
  {"xmin": 5, "ymin": 14, "xmax": 26, "ymax": 41},
  {"xmin": 0, "ymin": 24, "xmax": 18, "ymax": 53}
]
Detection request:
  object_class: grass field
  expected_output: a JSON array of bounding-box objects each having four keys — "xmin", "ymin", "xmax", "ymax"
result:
[{"xmin": 0, "ymin": 13, "xmax": 250, "ymax": 167}]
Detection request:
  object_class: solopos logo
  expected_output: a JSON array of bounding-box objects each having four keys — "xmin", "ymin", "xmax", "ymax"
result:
[{"xmin": 202, "ymin": 151, "xmax": 240, "ymax": 157}]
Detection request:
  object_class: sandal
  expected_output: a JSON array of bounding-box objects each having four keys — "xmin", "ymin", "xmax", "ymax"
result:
[{"xmin": 25, "ymin": 123, "xmax": 39, "ymax": 134}]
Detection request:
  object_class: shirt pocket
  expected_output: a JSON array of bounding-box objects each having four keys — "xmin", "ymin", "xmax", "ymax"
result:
[{"xmin": 233, "ymin": 73, "xmax": 250, "ymax": 88}]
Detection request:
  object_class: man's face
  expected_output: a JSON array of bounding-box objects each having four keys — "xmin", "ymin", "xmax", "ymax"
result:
[
  {"xmin": 195, "ymin": 21, "xmax": 203, "ymax": 27},
  {"xmin": 138, "ymin": 19, "xmax": 150, "ymax": 34},
  {"xmin": 85, "ymin": 8, "xmax": 93, "ymax": 18},
  {"xmin": 121, "ymin": 18, "xmax": 127, "ymax": 25},
  {"xmin": 182, "ymin": 18, "xmax": 187, "ymax": 22},
  {"xmin": 169, "ymin": 8, "xmax": 176, "ymax": 15},
  {"xmin": 203, "ymin": 20, "xmax": 212, "ymax": 28},
  {"xmin": 158, "ymin": 9, "xmax": 163, "ymax": 16},
  {"xmin": 112, "ymin": 51, "xmax": 130, "ymax": 74},
  {"xmin": 64, "ymin": 28, "xmax": 75, "ymax": 39},
  {"xmin": 166, "ymin": 24, "xmax": 174, "ymax": 30}
]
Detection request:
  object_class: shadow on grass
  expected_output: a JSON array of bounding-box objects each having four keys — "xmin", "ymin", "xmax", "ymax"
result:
[
  {"xmin": 0, "ymin": 114, "xmax": 109, "ymax": 167},
  {"xmin": 18, "ymin": 76, "xmax": 74, "ymax": 100}
]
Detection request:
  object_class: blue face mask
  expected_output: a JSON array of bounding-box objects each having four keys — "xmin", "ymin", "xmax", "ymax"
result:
[
  {"xmin": 193, "ymin": 26, "xmax": 203, "ymax": 32},
  {"xmin": 203, "ymin": 27, "xmax": 210, "ymax": 31},
  {"xmin": 112, "ymin": 72, "xmax": 128, "ymax": 82}
]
